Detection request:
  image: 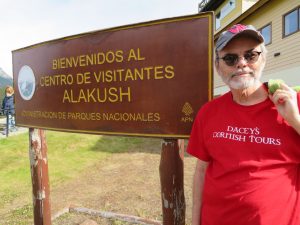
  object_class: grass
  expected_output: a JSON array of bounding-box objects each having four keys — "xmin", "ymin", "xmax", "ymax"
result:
[
  {"xmin": 0, "ymin": 131, "xmax": 103, "ymax": 206},
  {"xmin": 0, "ymin": 132, "xmax": 31, "ymax": 206},
  {"xmin": 5, "ymin": 204, "xmax": 33, "ymax": 225},
  {"xmin": 0, "ymin": 130, "xmax": 158, "ymax": 224}
]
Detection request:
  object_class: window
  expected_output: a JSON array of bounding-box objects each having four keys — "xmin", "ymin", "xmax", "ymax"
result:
[
  {"xmin": 221, "ymin": 0, "xmax": 236, "ymax": 18},
  {"xmin": 216, "ymin": 12, "xmax": 221, "ymax": 30},
  {"xmin": 259, "ymin": 24, "xmax": 272, "ymax": 45},
  {"xmin": 215, "ymin": 0, "xmax": 236, "ymax": 31},
  {"xmin": 283, "ymin": 7, "xmax": 300, "ymax": 37}
]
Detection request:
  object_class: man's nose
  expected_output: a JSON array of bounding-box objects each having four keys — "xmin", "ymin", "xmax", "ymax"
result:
[{"xmin": 236, "ymin": 56, "xmax": 248, "ymax": 68}]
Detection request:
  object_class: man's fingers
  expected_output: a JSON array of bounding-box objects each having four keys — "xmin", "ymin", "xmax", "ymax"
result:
[{"xmin": 272, "ymin": 90, "xmax": 292, "ymax": 104}]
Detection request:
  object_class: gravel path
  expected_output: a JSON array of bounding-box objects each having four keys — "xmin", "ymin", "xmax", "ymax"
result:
[{"xmin": 0, "ymin": 117, "xmax": 28, "ymax": 138}]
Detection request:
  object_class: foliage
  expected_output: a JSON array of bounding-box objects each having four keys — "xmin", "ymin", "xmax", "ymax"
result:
[{"xmin": 0, "ymin": 86, "xmax": 6, "ymax": 109}]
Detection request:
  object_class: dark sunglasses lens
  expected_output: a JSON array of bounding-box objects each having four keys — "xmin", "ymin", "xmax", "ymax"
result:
[
  {"xmin": 223, "ymin": 55, "xmax": 238, "ymax": 66},
  {"xmin": 244, "ymin": 52, "xmax": 258, "ymax": 62}
]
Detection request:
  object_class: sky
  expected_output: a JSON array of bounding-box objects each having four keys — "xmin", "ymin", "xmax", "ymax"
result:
[{"xmin": 0, "ymin": 0, "xmax": 201, "ymax": 77}]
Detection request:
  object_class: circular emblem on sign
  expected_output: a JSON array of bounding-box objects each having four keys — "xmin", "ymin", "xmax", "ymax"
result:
[{"xmin": 18, "ymin": 65, "xmax": 36, "ymax": 101}]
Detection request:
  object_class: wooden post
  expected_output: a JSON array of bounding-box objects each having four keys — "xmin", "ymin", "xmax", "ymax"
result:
[
  {"xmin": 29, "ymin": 128, "xmax": 52, "ymax": 225},
  {"xmin": 159, "ymin": 139, "xmax": 185, "ymax": 225}
]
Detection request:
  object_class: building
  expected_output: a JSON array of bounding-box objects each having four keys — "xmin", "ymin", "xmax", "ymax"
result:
[{"xmin": 199, "ymin": 0, "xmax": 300, "ymax": 96}]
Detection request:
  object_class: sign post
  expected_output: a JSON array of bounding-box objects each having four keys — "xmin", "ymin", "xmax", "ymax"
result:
[
  {"xmin": 29, "ymin": 128, "xmax": 51, "ymax": 225},
  {"xmin": 13, "ymin": 12, "xmax": 213, "ymax": 224},
  {"xmin": 160, "ymin": 139, "xmax": 185, "ymax": 224}
]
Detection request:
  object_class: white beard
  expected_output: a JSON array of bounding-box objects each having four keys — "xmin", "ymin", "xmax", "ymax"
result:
[
  {"xmin": 219, "ymin": 62, "xmax": 265, "ymax": 90},
  {"xmin": 222, "ymin": 75, "xmax": 259, "ymax": 89}
]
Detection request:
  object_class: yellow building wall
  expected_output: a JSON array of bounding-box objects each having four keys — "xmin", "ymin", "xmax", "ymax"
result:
[
  {"xmin": 215, "ymin": 0, "xmax": 243, "ymax": 32},
  {"xmin": 242, "ymin": 0, "xmax": 259, "ymax": 12},
  {"xmin": 214, "ymin": 0, "xmax": 300, "ymax": 95}
]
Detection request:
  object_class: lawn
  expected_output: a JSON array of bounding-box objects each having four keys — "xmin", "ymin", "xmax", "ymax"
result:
[{"xmin": 0, "ymin": 130, "xmax": 161, "ymax": 224}]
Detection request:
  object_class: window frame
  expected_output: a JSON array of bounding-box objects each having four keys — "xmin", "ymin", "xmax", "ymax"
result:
[
  {"xmin": 215, "ymin": 0, "xmax": 236, "ymax": 31},
  {"xmin": 282, "ymin": 6, "xmax": 300, "ymax": 38},
  {"xmin": 215, "ymin": 12, "xmax": 221, "ymax": 30},
  {"xmin": 258, "ymin": 23, "xmax": 272, "ymax": 46}
]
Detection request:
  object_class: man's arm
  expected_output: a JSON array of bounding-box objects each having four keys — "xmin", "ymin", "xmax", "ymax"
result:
[{"xmin": 191, "ymin": 159, "xmax": 209, "ymax": 225}]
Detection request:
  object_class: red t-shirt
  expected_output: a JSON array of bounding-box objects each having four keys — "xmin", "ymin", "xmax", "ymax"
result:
[{"xmin": 187, "ymin": 92, "xmax": 300, "ymax": 225}]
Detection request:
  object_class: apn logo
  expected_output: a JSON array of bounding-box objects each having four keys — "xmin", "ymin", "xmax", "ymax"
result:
[{"xmin": 181, "ymin": 102, "xmax": 194, "ymax": 122}]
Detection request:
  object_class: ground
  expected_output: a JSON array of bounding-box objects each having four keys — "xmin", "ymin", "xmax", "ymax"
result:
[
  {"xmin": 0, "ymin": 118, "xmax": 196, "ymax": 224},
  {"xmin": 50, "ymin": 142, "xmax": 196, "ymax": 224}
]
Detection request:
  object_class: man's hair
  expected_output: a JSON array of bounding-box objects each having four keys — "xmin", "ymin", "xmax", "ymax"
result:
[{"xmin": 260, "ymin": 42, "xmax": 268, "ymax": 60}]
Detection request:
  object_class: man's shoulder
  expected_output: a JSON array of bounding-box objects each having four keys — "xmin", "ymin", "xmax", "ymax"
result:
[
  {"xmin": 194, "ymin": 92, "xmax": 231, "ymax": 120},
  {"xmin": 203, "ymin": 92, "xmax": 230, "ymax": 110}
]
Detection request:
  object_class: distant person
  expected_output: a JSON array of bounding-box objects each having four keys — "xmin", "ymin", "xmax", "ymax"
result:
[
  {"xmin": 187, "ymin": 24, "xmax": 300, "ymax": 225},
  {"xmin": 2, "ymin": 85, "xmax": 16, "ymax": 134}
]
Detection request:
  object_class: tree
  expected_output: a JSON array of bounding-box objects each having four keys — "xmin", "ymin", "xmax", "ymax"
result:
[{"xmin": 0, "ymin": 86, "xmax": 6, "ymax": 110}]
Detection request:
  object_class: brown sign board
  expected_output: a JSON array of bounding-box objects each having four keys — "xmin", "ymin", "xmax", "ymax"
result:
[{"xmin": 12, "ymin": 12, "xmax": 213, "ymax": 138}]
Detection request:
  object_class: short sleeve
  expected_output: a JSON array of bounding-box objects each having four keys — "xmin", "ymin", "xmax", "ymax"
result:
[
  {"xmin": 297, "ymin": 92, "xmax": 300, "ymax": 111},
  {"xmin": 187, "ymin": 110, "xmax": 211, "ymax": 162}
]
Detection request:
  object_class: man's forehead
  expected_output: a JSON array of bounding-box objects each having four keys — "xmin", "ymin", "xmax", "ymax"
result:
[
  {"xmin": 215, "ymin": 24, "xmax": 264, "ymax": 52},
  {"xmin": 222, "ymin": 48, "xmax": 260, "ymax": 55},
  {"xmin": 220, "ymin": 36, "xmax": 261, "ymax": 52}
]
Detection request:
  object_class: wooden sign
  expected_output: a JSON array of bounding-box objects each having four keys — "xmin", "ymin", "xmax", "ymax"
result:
[{"xmin": 13, "ymin": 13, "xmax": 213, "ymax": 138}]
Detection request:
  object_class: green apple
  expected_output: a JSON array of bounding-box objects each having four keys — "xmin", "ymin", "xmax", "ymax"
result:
[{"xmin": 268, "ymin": 79, "xmax": 284, "ymax": 94}]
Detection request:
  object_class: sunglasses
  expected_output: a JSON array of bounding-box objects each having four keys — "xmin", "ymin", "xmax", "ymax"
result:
[{"xmin": 217, "ymin": 50, "xmax": 262, "ymax": 67}]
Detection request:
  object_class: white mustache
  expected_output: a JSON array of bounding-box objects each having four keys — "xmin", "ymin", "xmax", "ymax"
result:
[{"xmin": 231, "ymin": 70, "xmax": 254, "ymax": 77}]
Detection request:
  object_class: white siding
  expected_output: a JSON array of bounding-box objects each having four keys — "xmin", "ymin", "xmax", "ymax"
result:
[
  {"xmin": 242, "ymin": 0, "xmax": 300, "ymax": 83},
  {"xmin": 215, "ymin": 0, "xmax": 300, "ymax": 95}
]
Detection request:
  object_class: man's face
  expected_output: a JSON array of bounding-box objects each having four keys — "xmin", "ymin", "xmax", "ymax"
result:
[{"xmin": 215, "ymin": 36, "xmax": 266, "ymax": 90}]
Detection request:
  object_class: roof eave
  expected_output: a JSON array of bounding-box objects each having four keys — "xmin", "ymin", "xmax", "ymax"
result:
[
  {"xmin": 214, "ymin": 0, "xmax": 272, "ymax": 39},
  {"xmin": 200, "ymin": 0, "xmax": 226, "ymax": 12}
]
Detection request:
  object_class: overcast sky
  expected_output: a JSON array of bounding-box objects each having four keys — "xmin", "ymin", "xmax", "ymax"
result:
[{"xmin": 0, "ymin": 0, "xmax": 201, "ymax": 77}]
